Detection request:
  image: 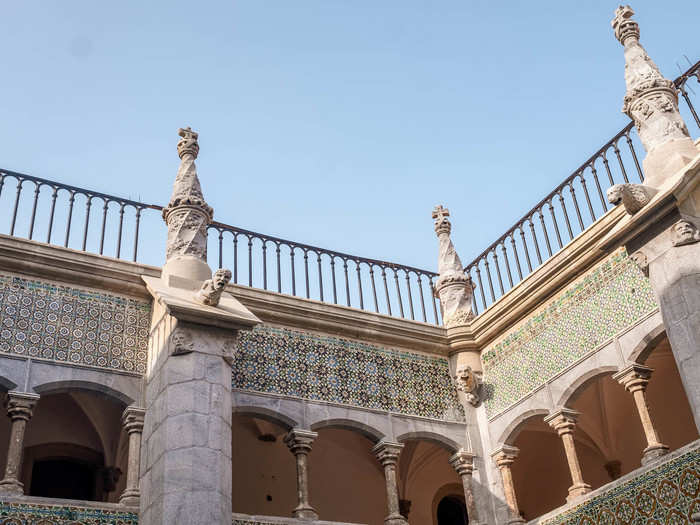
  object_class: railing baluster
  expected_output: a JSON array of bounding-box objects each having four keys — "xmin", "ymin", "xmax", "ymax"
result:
[
  {"xmin": 510, "ymin": 235, "xmax": 523, "ymax": 280},
  {"xmin": 394, "ymin": 269, "xmax": 404, "ymax": 318},
  {"xmin": 303, "ymin": 250, "xmax": 310, "ymax": 299},
  {"xmin": 569, "ymin": 183, "xmax": 585, "ymax": 231},
  {"xmin": 218, "ymin": 230, "xmax": 223, "ymax": 269},
  {"xmin": 262, "ymin": 241, "xmax": 268, "ymax": 290},
  {"xmin": 501, "ymin": 243, "xmax": 513, "ymax": 288},
  {"xmin": 429, "ymin": 277, "xmax": 439, "ymax": 324},
  {"xmin": 28, "ymin": 183, "xmax": 40, "ymax": 240},
  {"xmin": 331, "ymin": 258, "xmax": 338, "ymax": 304},
  {"xmin": 613, "ymin": 142, "xmax": 629, "ymax": 183},
  {"xmin": 317, "ymin": 253, "xmax": 324, "ymax": 302},
  {"xmin": 475, "ymin": 265, "xmax": 487, "ymax": 310},
  {"xmin": 528, "ymin": 218, "xmax": 543, "ymax": 265},
  {"xmin": 247, "ymin": 236, "xmax": 253, "ymax": 287},
  {"xmin": 356, "ymin": 262, "xmax": 364, "ymax": 309},
  {"xmin": 382, "ymin": 267, "xmax": 392, "ymax": 315},
  {"xmin": 538, "ymin": 209, "xmax": 553, "ymax": 256},
  {"xmin": 116, "ymin": 204, "xmax": 125, "ymax": 258},
  {"xmin": 234, "ymin": 235, "xmax": 239, "ymax": 284},
  {"xmin": 370, "ymin": 266, "xmax": 379, "ymax": 313},
  {"xmin": 290, "ymin": 247, "xmax": 295, "ymax": 295},
  {"xmin": 343, "ymin": 259, "xmax": 350, "ymax": 307},
  {"xmin": 46, "ymin": 187, "xmax": 58, "ymax": 243},
  {"xmin": 417, "ymin": 276, "xmax": 427, "ymax": 322},
  {"xmin": 519, "ymin": 227, "xmax": 533, "ymax": 272},
  {"xmin": 405, "ymin": 273, "xmax": 415, "ymax": 320},
  {"xmin": 579, "ymin": 174, "xmax": 596, "ymax": 222},
  {"xmin": 276, "ymin": 243, "xmax": 282, "ymax": 293},
  {"xmin": 679, "ymin": 85, "xmax": 700, "ymax": 128},
  {"xmin": 81, "ymin": 197, "xmax": 92, "ymax": 251},
  {"xmin": 10, "ymin": 179, "xmax": 23, "ymax": 236},
  {"xmin": 558, "ymin": 192, "xmax": 574, "ymax": 240},
  {"xmin": 602, "ymin": 151, "xmax": 615, "ymax": 185},
  {"xmin": 548, "ymin": 201, "xmax": 564, "ymax": 249},
  {"xmin": 466, "ymin": 267, "xmax": 479, "ymax": 316},
  {"xmin": 99, "ymin": 200, "xmax": 109, "ymax": 255},
  {"xmin": 625, "ymin": 131, "xmax": 644, "ymax": 182},
  {"xmin": 132, "ymin": 208, "xmax": 141, "ymax": 262},
  {"xmin": 492, "ymin": 251, "xmax": 505, "ymax": 295},
  {"xmin": 484, "ymin": 259, "xmax": 496, "ymax": 303},
  {"xmin": 590, "ymin": 162, "xmax": 607, "ymax": 211}
]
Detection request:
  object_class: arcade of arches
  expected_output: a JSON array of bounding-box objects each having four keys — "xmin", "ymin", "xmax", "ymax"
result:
[{"xmin": 502, "ymin": 333, "xmax": 699, "ymax": 522}]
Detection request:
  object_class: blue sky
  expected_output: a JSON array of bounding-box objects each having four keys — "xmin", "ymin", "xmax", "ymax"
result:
[{"xmin": 2, "ymin": 1, "xmax": 699, "ymax": 271}]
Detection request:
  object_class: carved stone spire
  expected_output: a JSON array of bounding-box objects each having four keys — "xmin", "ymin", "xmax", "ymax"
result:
[
  {"xmin": 432, "ymin": 206, "xmax": 475, "ymax": 327},
  {"xmin": 612, "ymin": 5, "xmax": 697, "ymax": 186},
  {"xmin": 161, "ymin": 127, "xmax": 214, "ymax": 282}
]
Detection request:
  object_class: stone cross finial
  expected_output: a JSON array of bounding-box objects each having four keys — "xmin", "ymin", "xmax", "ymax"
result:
[
  {"xmin": 177, "ymin": 127, "xmax": 199, "ymax": 159},
  {"xmin": 432, "ymin": 205, "xmax": 451, "ymax": 235},
  {"xmin": 611, "ymin": 5, "xmax": 639, "ymax": 45}
]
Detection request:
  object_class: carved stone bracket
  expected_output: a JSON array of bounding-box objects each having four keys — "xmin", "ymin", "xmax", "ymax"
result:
[
  {"xmin": 454, "ymin": 365, "xmax": 482, "ymax": 407},
  {"xmin": 671, "ymin": 220, "xmax": 700, "ymax": 247}
]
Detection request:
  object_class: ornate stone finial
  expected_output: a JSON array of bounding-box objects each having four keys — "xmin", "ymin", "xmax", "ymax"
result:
[
  {"xmin": 161, "ymin": 127, "xmax": 214, "ymax": 282},
  {"xmin": 612, "ymin": 6, "xmax": 697, "ymax": 188},
  {"xmin": 671, "ymin": 220, "xmax": 700, "ymax": 247},
  {"xmin": 194, "ymin": 268, "xmax": 232, "ymax": 306},
  {"xmin": 432, "ymin": 205, "xmax": 475, "ymax": 327},
  {"xmin": 454, "ymin": 365, "xmax": 482, "ymax": 407}
]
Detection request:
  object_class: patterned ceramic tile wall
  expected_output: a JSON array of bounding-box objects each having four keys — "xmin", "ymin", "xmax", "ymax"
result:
[
  {"xmin": 0, "ymin": 273, "xmax": 151, "ymax": 374},
  {"xmin": 539, "ymin": 444, "xmax": 700, "ymax": 525},
  {"xmin": 0, "ymin": 500, "xmax": 138, "ymax": 524},
  {"xmin": 233, "ymin": 326, "xmax": 465, "ymax": 422},
  {"xmin": 482, "ymin": 248, "xmax": 658, "ymax": 418}
]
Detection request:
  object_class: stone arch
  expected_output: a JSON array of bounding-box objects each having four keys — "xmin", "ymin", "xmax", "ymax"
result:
[
  {"xmin": 396, "ymin": 431, "xmax": 461, "ymax": 453},
  {"xmin": 309, "ymin": 418, "xmax": 385, "ymax": 443},
  {"xmin": 0, "ymin": 375, "xmax": 17, "ymax": 391},
  {"xmin": 232, "ymin": 405, "xmax": 298, "ymax": 430},
  {"xmin": 497, "ymin": 408, "xmax": 550, "ymax": 446},
  {"xmin": 32, "ymin": 380, "xmax": 133, "ymax": 408},
  {"xmin": 554, "ymin": 366, "xmax": 621, "ymax": 409},
  {"xmin": 627, "ymin": 323, "xmax": 667, "ymax": 365}
]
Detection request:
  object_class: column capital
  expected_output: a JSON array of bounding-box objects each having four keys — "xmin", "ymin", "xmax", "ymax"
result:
[
  {"xmin": 491, "ymin": 445, "xmax": 519, "ymax": 467},
  {"xmin": 5, "ymin": 392, "xmax": 39, "ymax": 421},
  {"xmin": 122, "ymin": 406, "xmax": 145, "ymax": 434},
  {"xmin": 372, "ymin": 441, "xmax": 404, "ymax": 466},
  {"xmin": 449, "ymin": 449, "xmax": 475, "ymax": 476},
  {"xmin": 283, "ymin": 428, "xmax": 318, "ymax": 455},
  {"xmin": 544, "ymin": 408, "xmax": 580, "ymax": 436},
  {"xmin": 613, "ymin": 364, "xmax": 653, "ymax": 393}
]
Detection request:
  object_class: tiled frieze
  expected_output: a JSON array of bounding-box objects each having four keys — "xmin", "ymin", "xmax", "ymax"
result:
[
  {"xmin": 540, "ymin": 444, "xmax": 700, "ymax": 525},
  {"xmin": 0, "ymin": 273, "xmax": 150, "ymax": 374},
  {"xmin": 0, "ymin": 500, "xmax": 138, "ymax": 524},
  {"xmin": 233, "ymin": 326, "xmax": 465, "ymax": 422},
  {"xmin": 482, "ymin": 248, "xmax": 658, "ymax": 418}
]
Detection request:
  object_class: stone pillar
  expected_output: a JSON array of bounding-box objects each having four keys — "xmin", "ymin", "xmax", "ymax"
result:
[
  {"xmin": 283, "ymin": 429, "xmax": 318, "ymax": 520},
  {"xmin": 449, "ymin": 450, "xmax": 479, "ymax": 524},
  {"xmin": 545, "ymin": 409, "xmax": 591, "ymax": 501},
  {"xmin": 491, "ymin": 445, "xmax": 524, "ymax": 524},
  {"xmin": 0, "ymin": 392, "xmax": 39, "ymax": 495},
  {"xmin": 372, "ymin": 442, "xmax": 407, "ymax": 525},
  {"xmin": 613, "ymin": 364, "xmax": 669, "ymax": 464},
  {"xmin": 119, "ymin": 406, "xmax": 146, "ymax": 506}
]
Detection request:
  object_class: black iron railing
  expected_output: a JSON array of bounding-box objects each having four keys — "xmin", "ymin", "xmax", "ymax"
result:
[
  {"xmin": 0, "ymin": 60, "xmax": 698, "ymax": 324},
  {"xmin": 465, "ymin": 60, "xmax": 700, "ymax": 314}
]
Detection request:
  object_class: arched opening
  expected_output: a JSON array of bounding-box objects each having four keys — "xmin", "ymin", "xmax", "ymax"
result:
[
  {"xmin": 22, "ymin": 390, "xmax": 126, "ymax": 502},
  {"xmin": 437, "ymin": 495, "xmax": 468, "ymax": 525}
]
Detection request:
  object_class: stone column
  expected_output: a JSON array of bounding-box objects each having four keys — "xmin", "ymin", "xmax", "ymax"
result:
[
  {"xmin": 545, "ymin": 409, "xmax": 591, "ymax": 501},
  {"xmin": 119, "ymin": 406, "xmax": 146, "ymax": 506},
  {"xmin": 449, "ymin": 450, "xmax": 479, "ymax": 524},
  {"xmin": 0, "ymin": 392, "xmax": 39, "ymax": 495},
  {"xmin": 613, "ymin": 364, "xmax": 669, "ymax": 464},
  {"xmin": 491, "ymin": 445, "xmax": 524, "ymax": 524},
  {"xmin": 283, "ymin": 429, "xmax": 318, "ymax": 520},
  {"xmin": 372, "ymin": 442, "xmax": 407, "ymax": 525}
]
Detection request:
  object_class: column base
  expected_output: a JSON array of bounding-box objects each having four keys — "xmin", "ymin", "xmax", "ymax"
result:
[
  {"xmin": 566, "ymin": 482, "xmax": 591, "ymax": 501},
  {"xmin": 0, "ymin": 479, "xmax": 24, "ymax": 495},
  {"xmin": 507, "ymin": 518, "xmax": 526, "ymax": 525},
  {"xmin": 119, "ymin": 488, "xmax": 140, "ymax": 507},
  {"xmin": 641, "ymin": 443, "xmax": 670, "ymax": 465},
  {"xmin": 292, "ymin": 506, "xmax": 319, "ymax": 520},
  {"xmin": 384, "ymin": 513, "xmax": 409, "ymax": 525}
]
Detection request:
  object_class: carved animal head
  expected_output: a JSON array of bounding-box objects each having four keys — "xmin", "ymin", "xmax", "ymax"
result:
[{"xmin": 606, "ymin": 185, "xmax": 624, "ymax": 205}]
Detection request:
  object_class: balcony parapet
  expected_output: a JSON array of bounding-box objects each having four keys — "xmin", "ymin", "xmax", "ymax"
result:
[
  {"xmin": 0, "ymin": 494, "xmax": 137, "ymax": 523},
  {"xmin": 232, "ymin": 512, "xmax": 366, "ymax": 525}
]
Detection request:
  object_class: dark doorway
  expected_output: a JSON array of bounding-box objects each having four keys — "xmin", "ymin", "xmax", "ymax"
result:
[
  {"xmin": 30, "ymin": 459, "xmax": 97, "ymax": 500},
  {"xmin": 437, "ymin": 495, "xmax": 468, "ymax": 525}
]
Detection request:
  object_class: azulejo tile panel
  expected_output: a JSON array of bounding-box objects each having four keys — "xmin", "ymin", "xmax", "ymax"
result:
[
  {"xmin": 540, "ymin": 445, "xmax": 700, "ymax": 525},
  {"xmin": 233, "ymin": 326, "xmax": 465, "ymax": 422},
  {"xmin": 482, "ymin": 248, "xmax": 658, "ymax": 418},
  {"xmin": 0, "ymin": 500, "xmax": 137, "ymax": 524},
  {"xmin": 0, "ymin": 273, "xmax": 151, "ymax": 374}
]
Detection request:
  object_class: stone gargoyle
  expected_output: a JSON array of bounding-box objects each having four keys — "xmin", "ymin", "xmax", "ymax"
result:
[
  {"xmin": 606, "ymin": 183, "xmax": 658, "ymax": 215},
  {"xmin": 194, "ymin": 268, "xmax": 232, "ymax": 307}
]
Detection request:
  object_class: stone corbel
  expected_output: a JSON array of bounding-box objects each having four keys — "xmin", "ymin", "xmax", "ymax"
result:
[{"xmin": 670, "ymin": 219, "xmax": 700, "ymax": 247}]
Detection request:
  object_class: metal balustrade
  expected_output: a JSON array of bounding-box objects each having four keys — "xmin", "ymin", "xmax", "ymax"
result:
[
  {"xmin": 465, "ymin": 59, "xmax": 700, "ymax": 314},
  {"xmin": 0, "ymin": 60, "xmax": 698, "ymax": 324}
]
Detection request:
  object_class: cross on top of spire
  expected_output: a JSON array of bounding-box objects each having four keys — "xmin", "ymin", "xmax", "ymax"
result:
[
  {"xmin": 432, "ymin": 205, "xmax": 451, "ymax": 235},
  {"xmin": 432, "ymin": 205, "xmax": 449, "ymax": 221},
  {"xmin": 177, "ymin": 126, "xmax": 200, "ymax": 159}
]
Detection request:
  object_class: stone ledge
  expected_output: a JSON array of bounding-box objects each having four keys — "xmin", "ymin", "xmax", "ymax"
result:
[{"xmin": 233, "ymin": 512, "xmax": 366, "ymax": 525}]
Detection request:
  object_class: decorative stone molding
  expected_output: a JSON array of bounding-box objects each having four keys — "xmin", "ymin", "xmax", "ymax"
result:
[
  {"xmin": 606, "ymin": 183, "xmax": 657, "ymax": 215},
  {"xmin": 454, "ymin": 365, "xmax": 482, "ymax": 407},
  {"xmin": 611, "ymin": 5, "xmax": 697, "ymax": 187},
  {"xmin": 671, "ymin": 219, "xmax": 700, "ymax": 247},
  {"xmin": 0, "ymin": 391, "xmax": 40, "ymax": 495},
  {"xmin": 629, "ymin": 249, "xmax": 649, "ymax": 276},
  {"xmin": 432, "ymin": 205, "xmax": 475, "ymax": 328},
  {"xmin": 194, "ymin": 268, "xmax": 232, "ymax": 306},
  {"xmin": 170, "ymin": 327, "xmax": 194, "ymax": 356}
]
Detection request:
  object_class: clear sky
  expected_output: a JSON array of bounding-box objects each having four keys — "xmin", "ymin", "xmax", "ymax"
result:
[{"xmin": 2, "ymin": 1, "xmax": 699, "ymax": 271}]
